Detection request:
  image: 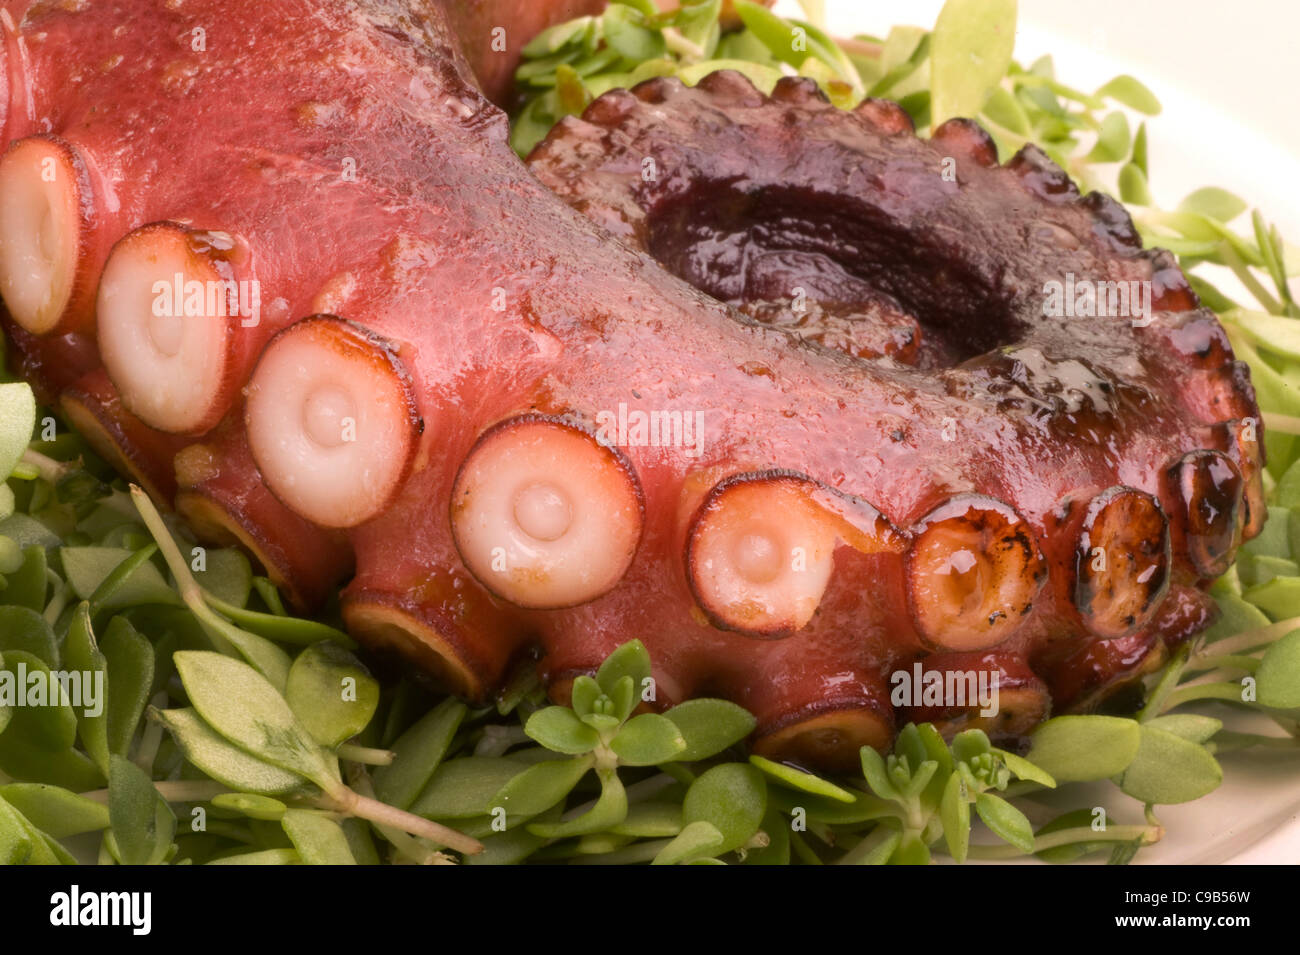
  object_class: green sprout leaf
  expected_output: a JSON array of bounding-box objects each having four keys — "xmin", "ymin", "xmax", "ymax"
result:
[
  {"xmin": 285, "ymin": 642, "xmax": 380, "ymax": 748},
  {"xmin": 974, "ymin": 791, "xmax": 1034, "ymax": 852},
  {"xmin": 595, "ymin": 639, "xmax": 652, "ymax": 699},
  {"xmin": 929, "ymin": 0, "xmax": 1017, "ymax": 127},
  {"xmin": 526, "ymin": 767, "xmax": 628, "ymax": 838},
  {"xmin": 610, "ymin": 712, "xmax": 687, "ymax": 765},
  {"xmin": 61, "ymin": 602, "xmax": 109, "ymax": 776},
  {"xmin": 150, "ymin": 707, "xmax": 307, "ymax": 796},
  {"xmin": 0, "ymin": 650, "xmax": 78, "ymax": 751},
  {"xmin": 681, "ymin": 763, "xmax": 766, "ymax": 855},
  {"xmin": 991, "ymin": 748, "xmax": 1056, "ymax": 788},
  {"xmin": 0, "ymin": 605, "xmax": 58, "ymax": 667},
  {"xmin": 101, "ymin": 616, "xmax": 154, "ymax": 758},
  {"xmin": 1025, "ymin": 715, "xmax": 1142, "ymax": 782},
  {"xmin": 171, "ymin": 651, "xmax": 338, "ymax": 789},
  {"xmin": 1116, "ymin": 725, "xmax": 1223, "ymax": 804},
  {"xmin": 524, "ymin": 705, "xmax": 602, "ymax": 755},
  {"xmin": 748, "ymin": 754, "xmax": 857, "ymax": 802},
  {"xmin": 940, "ymin": 772, "xmax": 971, "ymax": 862},
  {"xmin": 1178, "ymin": 186, "xmax": 1248, "ymax": 223},
  {"xmin": 652, "ymin": 819, "xmax": 724, "ymax": 865},
  {"xmin": 109, "ymin": 754, "xmax": 175, "ymax": 865},
  {"xmin": 281, "ymin": 809, "xmax": 357, "ymax": 865},
  {"xmin": 492, "ymin": 754, "xmax": 594, "ymax": 819},
  {"xmin": 1256, "ymin": 629, "xmax": 1300, "ymax": 708},
  {"xmin": 0, "ymin": 383, "xmax": 36, "ymax": 481},
  {"xmin": 211, "ymin": 793, "xmax": 287, "ymax": 821},
  {"xmin": 373, "ymin": 697, "xmax": 466, "ymax": 810},
  {"xmin": 1095, "ymin": 74, "xmax": 1161, "ymax": 114},
  {"xmin": 0, "ymin": 782, "xmax": 110, "ymax": 838},
  {"xmin": 1085, "ymin": 110, "xmax": 1131, "ymax": 162},
  {"xmin": 410, "ymin": 757, "xmax": 528, "ymax": 820}
]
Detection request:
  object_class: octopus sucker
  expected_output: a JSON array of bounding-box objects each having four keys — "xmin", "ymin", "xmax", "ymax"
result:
[
  {"xmin": 0, "ymin": 0, "xmax": 1266, "ymax": 766},
  {"xmin": 1069, "ymin": 486, "xmax": 1171, "ymax": 640},
  {"xmin": 450, "ymin": 413, "xmax": 644, "ymax": 610},
  {"xmin": 685, "ymin": 471, "xmax": 844, "ymax": 637},
  {"xmin": 96, "ymin": 221, "xmax": 256, "ymax": 436},
  {"xmin": 1165, "ymin": 450, "xmax": 1245, "ymax": 580},
  {"xmin": 0, "ymin": 134, "xmax": 95, "ymax": 335},
  {"xmin": 245, "ymin": 314, "xmax": 422, "ymax": 530},
  {"xmin": 906, "ymin": 495, "xmax": 1046, "ymax": 653}
]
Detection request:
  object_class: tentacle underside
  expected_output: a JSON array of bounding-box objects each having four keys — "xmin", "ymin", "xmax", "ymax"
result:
[{"xmin": 0, "ymin": 0, "xmax": 1262, "ymax": 767}]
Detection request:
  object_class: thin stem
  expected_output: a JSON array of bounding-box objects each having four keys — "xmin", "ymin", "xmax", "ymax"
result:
[
  {"xmin": 1183, "ymin": 653, "xmax": 1260, "ymax": 675},
  {"xmin": 1201, "ymin": 616, "xmax": 1300, "ymax": 656},
  {"xmin": 1222, "ymin": 243, "xmax": 1282, "ymax": 313},
  {"xmin": 130, "ymin": 485, "xmax": 202, "ymax": 601},
  {"xmin": 1136, "ymin": 644, "xmax": 1191, "ymax": 722},
  {"xmin": 132, "ymin": 691, "xmax": 168, "ymax": 772},
  {"xmin": 346, "ymin": 766, "xmax": 449, "ymax": 865},
  {"xmin": 569, "ymin": 838, "xmax": 672, "ymax": 865},
  {"xmin": 80, "ymin": 779, "xmax": 231, "ymax": 805},
  {"xmin": 42, "ymin": 576, "xmax": 69, "ymax": 626},
  {"xmin": 337, "ymin": 743, "xmax": 395, "ymax": 766},
  {"xmin": 324, "ymin": 785, "xmax": 483, "ymax": 856},
  {"xmin": 835, "ymin": 824, "xmax": 897, "ymax": 865},
  {"xmin": 1159, "ymin": 680, "xmax": 1246, "ymax": 713},
  {"xmin": 964, "ymin": 824, "xmax": 1161, "ymax": 860},
  {"xmin": 1263, "ymin": 412, "xmax": 1300, "ymax": 436},
  {"xmin": 662, "ymin": 27, "xmax": 705, "ymax": 61},
  {"xmin": 20, "ymin": 448, "xmax": 70, "ymax": 483}
]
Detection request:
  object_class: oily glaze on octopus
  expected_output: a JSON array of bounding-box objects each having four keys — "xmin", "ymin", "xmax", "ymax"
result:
[{"xmin": 0, "ymin": 0, "xmax": 1263, "ymax": 769}]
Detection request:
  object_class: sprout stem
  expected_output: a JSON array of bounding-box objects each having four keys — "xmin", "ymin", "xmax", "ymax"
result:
[
  {"xmin": 324, "ymin": 785, "xmax": 483, "ymax": 856},
  {"xmin": 20, "ymin": 448, "xmax": 70, "ymax": 483},
  {"xmin": 1262, "ymin": 411, "xmax": 1300, "ymax": 436},
  {"xmin": 568, "ymin": 838, "xmax": 673, "ymax": 865},
  {"xmin": 1183, "ymin": 653, "xmax": 1260, "ymax": 675},
  {"xmin": 1222, "ymin": 244, "xmax": 1282, "ymax": 314},
  {"xmin": 337, "ymin": 743, "xmax": 395, "ymax": 766},
  {"xmin": 1159, "ymin": 680, "xmax": 1247, "ymax": 713},
  {"xmin": 81, "ymin": 779, "xmax": 231, "ymax": 804},
  {"xmin": 1201, "ymin": 616, "xmax": 1300, "ymax": 656},
  {"xmin": 963, "ymin": 824, "xmax": 1161, "ymax": 859}
]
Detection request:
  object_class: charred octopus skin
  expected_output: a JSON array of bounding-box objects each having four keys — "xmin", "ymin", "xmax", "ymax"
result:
[{"xmin": 0, "ymin": 0, "xmax": 1262, "ymax": 769}]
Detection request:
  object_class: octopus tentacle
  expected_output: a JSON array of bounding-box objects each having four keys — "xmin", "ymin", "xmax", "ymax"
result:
[{"xmin": 0, "ymin": 1, "xmax": 1265, "ymax": 767}]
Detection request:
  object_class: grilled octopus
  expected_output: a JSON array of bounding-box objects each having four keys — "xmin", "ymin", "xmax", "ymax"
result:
[{"xmin": 0, "ymin": 0, "xmax": 1263, "ymax": 769}]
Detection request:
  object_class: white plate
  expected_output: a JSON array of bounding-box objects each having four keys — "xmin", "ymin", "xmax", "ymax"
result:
[{"xmin": 772, "ymin": 0, "xmax": 1300, "ymax": 864}]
